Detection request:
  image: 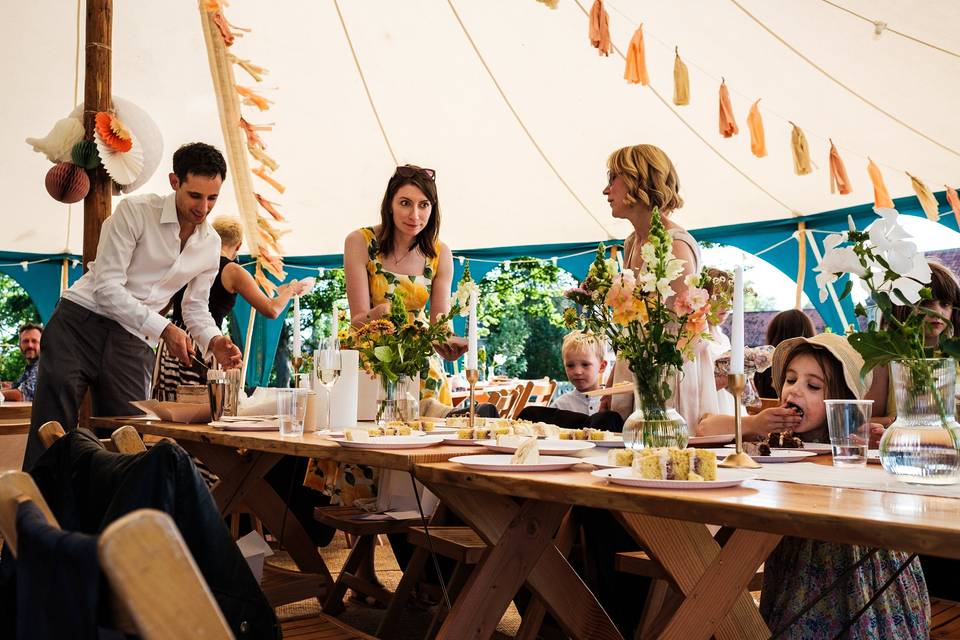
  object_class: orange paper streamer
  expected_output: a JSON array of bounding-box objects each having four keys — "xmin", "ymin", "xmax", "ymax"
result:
[
  {"xmin": 673, "ymin": 48, "xmax": 689, "ymax": 105},
  {"xmin": 828, "ymin": 140, "xmax": 852, "ymax": 195},
  {"xmin": 791, "ymin": 123, "xmax": 812, "ymax": 176},
  {"xmin": 746, "ymin": 99, "xmax": 766, "ymax": 157},
  {"xmin": 624, "ymin": 25, "xmax": 649, "ymax": 85},
  {"xmin": 589, "ymin": 0, "xmax": 612, "ymax": 56},
  {"xmin": 253, "ymin": 165, "xmax": 286, "ymax": 194},
  {"xmin": 229, "ymin": 54, "xmax": 268, "ymax": 82},
  {"xmin": 867, "ymin": 159, "xmax": 894, "ymax": 208},
  {"xmin": 255, "ymin": 193, "xmax": 285, "ymax": 221},
  {"xmin": 239, "ymin": 118, "xmax": 271, "ymax": 149},
  {"xmin": 946, "ymin": 186, "xmax": 960, "ymax": 227},
  {"xmin": 718, "ymin": 81, "xmax": 738, "ymax": 138},
  {"xmin": 908, "ymin": 172, "xmax": 940, "ymax": 221},
  {"xmin": 236, "ymin": 86, "xmax": 272, "ymax": 111}
]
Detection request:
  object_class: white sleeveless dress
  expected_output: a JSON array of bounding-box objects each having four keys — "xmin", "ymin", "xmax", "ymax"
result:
[{"xmin": 609, "ymin": 228, "xmax": 720, "ymax": 431}]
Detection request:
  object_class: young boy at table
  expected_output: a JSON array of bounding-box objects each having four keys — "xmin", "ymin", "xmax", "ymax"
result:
[
  {"xmin": 755, "ymin": 334, "xmax": 929, "ymax": 638},
  {"xmin": 516, "ymin": 331, "xmax": 623, "ymax": 430}
]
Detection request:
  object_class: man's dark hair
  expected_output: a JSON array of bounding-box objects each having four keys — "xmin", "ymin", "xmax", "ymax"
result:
[
  {"xmin": 18, "ymin": 323, "xmax": 42, "ymax": 336},
  {"xmin": 172, "ymin": 143, "xmax": 227, "ymax": 182}
]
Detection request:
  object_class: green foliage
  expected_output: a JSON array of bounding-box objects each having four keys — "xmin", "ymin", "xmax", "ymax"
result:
[
  {"xmin": 478, "ymin": 257, "xmax": 576, "ymax": 380},
  {"xmin": 0, "ymin": 274, "xmax": 41, "ymax": 382},
  {"xmin": 297, "ymin": 270, "xmax": 348, "ymax": 352}
]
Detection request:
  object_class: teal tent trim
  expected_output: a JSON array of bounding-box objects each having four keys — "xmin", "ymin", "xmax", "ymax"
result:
[{"xmin": 0, "ymin": 252, "xmax": 82, "ymax": 323}]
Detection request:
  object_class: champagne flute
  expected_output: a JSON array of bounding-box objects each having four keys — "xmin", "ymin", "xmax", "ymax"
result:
[{"xmin": 315, "ymin": 337, "xmax": 341, "ymax": 430}]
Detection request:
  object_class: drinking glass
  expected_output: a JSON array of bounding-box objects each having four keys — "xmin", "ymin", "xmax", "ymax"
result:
[
  {"xmin": 277, "ymin": 388, "xmax": 311, "ymax": 437},
  {"xmin": 824, "ymin": 399, "xmax": 873, "ymax": 466},
  {"xmin": 315, "ymin": 338, "xmax": 342, "ymax": 430}
]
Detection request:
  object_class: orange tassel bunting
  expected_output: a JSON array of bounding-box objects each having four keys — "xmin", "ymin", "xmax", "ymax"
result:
[
  {"xmin": 248, "ymin": 146, "xmax": 278, "ymax": 171},
  {"xmin": 255, "ymin": 193, "xmax": 285, "ymax": 221},
  {"xmin": 746, "ymin": 99, "xmax": 766, "ymax": 157},
  {"xmin": 239, "ymin": 118, "xmax": 272, "ymax": 149},
  {"xmin": 254, "ymin": 263, "xmax": 277, "ymax": 296},
  {"xmin": 588, "ymin": 0, "xmax": 612, "ymax": 56},
  {"xmin": 624, "ymin": 25, "xmax": 649, "ymax": 85},
  {"xmin": 718, "ymin": 80, "xmax": 738, "ymax": 138},
  {"xmin": 908, "ymin": 172, "xmax": 940, "ymax": 221},
  {"xmin": 253, "ymin": 165, "xmax": 285, "ymax": 193},
  {"xmin": 867, "ymin": 159, "xmax": 893, "ymax": 208},
  {"xmin": 673, "ymin": 48, "xmax": 689, "ymax": 105},
  {"xmin": 946, "ymin": 186, "xmax": 960, "ymax": 227},
  {"xmin": 236, "ymin": 86, "xmax": 272, "ymax": 111},
  {"xmin": 790, "ymin": 123, "xmax": 812, "ymax": 176},
  {"xmin": 229, "ymin": 54, "xmax": 268, "ymax": 82},
  {"xmin": 828, "ymin": 140, "xmax": 852, "ymax": 195}
]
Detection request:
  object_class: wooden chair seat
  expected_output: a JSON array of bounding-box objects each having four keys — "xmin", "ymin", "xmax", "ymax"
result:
[
  {"xmin": 279, "ymin": 614, "xmax": 377, "ymax": 639},
  {"xmin": 313, "ymin": 506, "xmax": 419, "ymax": 535},
  {"xmin": 406, "ymin": 525, "xmax": 487, "ymax": 565},
  {"xmin": 615, "ymin": 550, "xmax": 764, "ymax": 590},
  {"xmin": 931, "ymin": 598, "xmax": 960, "ymax": 639}
]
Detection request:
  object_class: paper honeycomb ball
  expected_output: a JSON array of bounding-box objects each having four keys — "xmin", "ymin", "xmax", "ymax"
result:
[
  {"xmin": 70, "ymin": 140, "xmax": 101, "ymax": 169},
  {"xmin": 45, "ymin": 162, "xmax": 90, "ymax": 203}
]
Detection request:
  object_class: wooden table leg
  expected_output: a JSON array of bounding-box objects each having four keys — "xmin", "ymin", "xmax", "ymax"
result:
[
  {"xmin": 177, "ymin": 441, "xmax": 333, "ymax": 602},
  {"xmin": 427, "ymin": 483, "xmax": 622, "ymax": 640},
  {"xmin": 616, "ymin": 512, "xmax": 778, "ymax": 640}
]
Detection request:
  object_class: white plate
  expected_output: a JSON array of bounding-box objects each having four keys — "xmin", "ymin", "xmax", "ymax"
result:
[
  {"xmin": 707, "ymin": 447, "xmax": 818, "ymax": 463},
  {"xmin": 441, "ymin": 437, "xmax": 489, "ymax": 446},
  {"xmin": 209, "ymin": 420, "xmax": 278, "ymax": 431},
  {"xmin": 689, "ymin": 434, "xmax": 735, "ymax": 446},
  {"xmin": 479, "ymin": 439, "xmax": 596, "ymax": 455},
  {"xmin": 592, "ymin": 467, "xmax": 756, "ymax": 489},
  {"xmin": 335, "ymin": 435, "xmax": 445, "ymax": 449},
  {"xmin": 583, "ymin": 454, "xmax": 624, "ymax": 469},
  {"xmin": 723, "ymin": 441, "xmax": 832, "ymax": 453},
  {"xmin": 427, "ymin": 427, "xmax": 458, "ymax": 435},
  {"xmin": 868, "ymin": 450, "xmax": 881, "ymax": 464},
  {"xmin": 589, "ymin": 438, "xmax": 625, "ymax": 448},
  {"xmin": 451, "ymin": 454, "xmax": 584, "ymax": 472}
]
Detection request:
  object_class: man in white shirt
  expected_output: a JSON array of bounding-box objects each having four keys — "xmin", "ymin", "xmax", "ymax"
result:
[{"xmin": 24, "ymin": 143, "xmax": 242, "ymax": 469}]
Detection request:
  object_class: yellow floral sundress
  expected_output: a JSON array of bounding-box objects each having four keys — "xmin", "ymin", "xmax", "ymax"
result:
[{"xmin": 304, "ymin": 227, "xmax": 451, "ymax": 504}]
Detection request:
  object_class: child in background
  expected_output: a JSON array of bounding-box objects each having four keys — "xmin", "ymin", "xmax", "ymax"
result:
[
  {"xmin": 517, "ymin": 331, "xmax": 623, "ymax": 430},
  {"xmin": 550, "ymin": 331, "xmax": 607, "ymax": 415},
  {"xmin": 759, "ymin": 333, "xmax": 929, "ymax": 639}
]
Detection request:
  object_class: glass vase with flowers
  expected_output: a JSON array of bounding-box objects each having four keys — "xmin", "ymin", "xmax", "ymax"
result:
[
  {"xmin": 564, "ymin": 209, "xmax": 711, "ymax": 449},
  {"xmin": 815, "ymin": 207, "xmax": 960, "ymax": 484}
]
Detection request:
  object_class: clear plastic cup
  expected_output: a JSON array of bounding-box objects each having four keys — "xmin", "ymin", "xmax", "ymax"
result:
[
  {"xmin": 276, "ymin": 388, "xmax": 313, "ymax": 437},
  {"xmin": 824, "ymin": 399, "xmax": 873, "ymax": 466}
]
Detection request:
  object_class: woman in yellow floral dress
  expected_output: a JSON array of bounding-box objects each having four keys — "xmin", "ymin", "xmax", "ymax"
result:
[{"xmin": 305, "ymin": 165, "xmax": 467, "ymax": 505}]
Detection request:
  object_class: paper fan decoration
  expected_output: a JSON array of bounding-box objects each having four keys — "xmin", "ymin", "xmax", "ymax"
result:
[
  {"xmin": 71, "ymin": 140, "xmax": 101, "ymax": 169},
  {"xmin": 45, "ymin": 162, "xmax": 90, "ymax": 203},
  {"xmin": 95, "ymin": 112, "xmax": 133, "ymax": 153},
  {"xmin": 95, "ymin": 129, "xmax": 144, "ymax": 186}
]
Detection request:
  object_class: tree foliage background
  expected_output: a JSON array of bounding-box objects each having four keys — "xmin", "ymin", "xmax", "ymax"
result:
[{"xmin": 478, "ymin": 259, "xmax": 576, "ymax": 380}]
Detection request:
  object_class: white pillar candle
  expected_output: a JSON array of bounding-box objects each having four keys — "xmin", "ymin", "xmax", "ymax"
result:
[
  {"xmin": 330, "ymin": 303, "xmax": 338, "ymax": 340},
  {"xmin": 292, "ymin": 295, "xmax": 302, "ymax": 357},
  {"xmin": 730, "ymin": 266, "xmax": 744, "ymax": 374},
  {"xmin": 467, "ymin": 289, "xmax": 478, "ymax": 370}
]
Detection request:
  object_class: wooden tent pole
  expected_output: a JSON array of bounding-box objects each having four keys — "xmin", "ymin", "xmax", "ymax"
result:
[{"xmin": 82, "ymin": 0, "xmax": 112, "ymax": 270}]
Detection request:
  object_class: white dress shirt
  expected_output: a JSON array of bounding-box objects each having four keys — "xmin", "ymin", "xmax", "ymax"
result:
[
  {"xmin": 550, "ymin": 388, "xmax": 601, "ymax": 415},
  {"xmin": 63, "ymin": 193, "xmax": 221, "ymax": 353}
]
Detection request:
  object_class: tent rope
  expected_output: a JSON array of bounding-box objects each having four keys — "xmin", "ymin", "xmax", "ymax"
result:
[
  {"xmin": 64, "ymin": 0, "xmax": 83, "ymax": 256},
  {"xmin": 446, "ymin": 0, "xmax": 617, "ymax": 240},
  {"xmin": 572, "ymin": 0, "xmax": 796, "ymax": 216},
  {"xmin": 728, "ymin": 0, "xmax": 960, "ymax": 160},
  {"xmin": 818, "ymin": 0, "xmax": 960, "ymax": 59},
  {"xmin": 605, "ymin": 0, "xmax": 956, "ymax": 188},
  {"xmin": 331, "ymin": 0, "xmax": 398, "ymax": 165}
]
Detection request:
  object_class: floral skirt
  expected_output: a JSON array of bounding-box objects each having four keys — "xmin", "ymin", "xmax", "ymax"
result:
[
  {"xmin": 303, "ymin": 357, "xmax": 450, "ymax": 503},
  {"xmin": 760, "ymin": 537, "xmax": 929, "ymax": 639}
]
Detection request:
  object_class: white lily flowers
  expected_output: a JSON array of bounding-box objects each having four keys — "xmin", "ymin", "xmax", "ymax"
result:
[{"xmin": 814, "ymin": 207, "xmax": 930, "ymax": 305}]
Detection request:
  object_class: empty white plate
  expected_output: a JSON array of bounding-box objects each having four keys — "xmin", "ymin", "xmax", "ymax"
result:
[
  {"xmin": 335, "ymin": 435, "xmax": 444, "ymax": 449},
  {"xmin": 451, "ymin": 454, "xmax": 584, "ymax": 472},
  {"xmin": 479, "ymin": 439, "xmax": 596, "ymax": 455}
]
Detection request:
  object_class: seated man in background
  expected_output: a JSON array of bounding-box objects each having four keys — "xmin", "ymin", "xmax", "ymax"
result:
[{"xmin": 2, "ymin": 323, "xmax": 42, "ymax": 402}]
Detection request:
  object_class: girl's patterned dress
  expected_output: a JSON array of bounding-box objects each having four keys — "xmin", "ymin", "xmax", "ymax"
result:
[{"xmin": 304, "ymin": 227, "xmax": 451, "ymax": 505}]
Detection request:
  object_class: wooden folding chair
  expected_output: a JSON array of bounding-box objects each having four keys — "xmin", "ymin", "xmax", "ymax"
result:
[{"xmin": 508, "ymin": 379, "xmax": 556, "ymax": 419}]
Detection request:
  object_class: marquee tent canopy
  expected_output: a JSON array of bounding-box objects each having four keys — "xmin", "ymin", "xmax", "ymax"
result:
[{"xmin": 3, "ymin": 0, "xmax": 960, "ymax": 382}]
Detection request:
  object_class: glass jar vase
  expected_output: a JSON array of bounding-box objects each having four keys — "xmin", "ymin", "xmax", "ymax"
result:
[
  {"xmin": 622, "ymin": 366, "xmax": 688, "ymax": 450},
  {"xmin": 376, "ymin": 375, "xmax": 420, "ymax": 424},
  {"xmin": 879, "ymin": 358, "xmax": 960, "ymax": 485}
]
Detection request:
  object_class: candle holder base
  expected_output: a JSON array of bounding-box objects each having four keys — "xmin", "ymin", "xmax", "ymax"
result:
[{"xmin": 719, "ymin": 451, "xmax": 762, "ymax": 469}]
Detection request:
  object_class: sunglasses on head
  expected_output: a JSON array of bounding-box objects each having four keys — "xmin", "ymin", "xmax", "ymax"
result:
[{"xmin": 395, "ymin": 165, "xmax": 436, "ymax": 181}]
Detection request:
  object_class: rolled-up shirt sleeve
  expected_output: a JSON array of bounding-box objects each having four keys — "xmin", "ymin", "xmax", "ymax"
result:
[
  {"xmin": 91, "ymin": 201, "xmax": 170, "ymax": 343},
  {"xmin": 181, "ymin": 256, "xmax": 221, "ymax": 357}
]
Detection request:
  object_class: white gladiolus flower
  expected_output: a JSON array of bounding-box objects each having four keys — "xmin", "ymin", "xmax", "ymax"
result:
[
  {"xmin": 640, "ymin": 243, "xmax": 657, "ymax": 264},
  {"xmin": 656, "ymin": 277, "xmax": 675, "ymax": 299}
]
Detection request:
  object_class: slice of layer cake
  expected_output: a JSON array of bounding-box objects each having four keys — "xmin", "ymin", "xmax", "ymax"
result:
[{"xmin": 510, "ymin": 438, "xmax": 540, "ymax": 465}]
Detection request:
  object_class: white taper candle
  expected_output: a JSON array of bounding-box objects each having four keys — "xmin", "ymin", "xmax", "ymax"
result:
[
  {"xmin": 730, "ymin": 266, "xmax": 744, "ymax": 374},
  {"xmin": 292, "ymin": 295, "xmax": 302, "ymax": 357},
  {"xmin": 467, "ymin": 288, "xmax": 478, "ymax": 369}
]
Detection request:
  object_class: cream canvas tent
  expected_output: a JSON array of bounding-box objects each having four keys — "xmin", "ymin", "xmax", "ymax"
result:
[{"xmin": 3, "ymin": 0, "xmax": 960, "ymax": 379}]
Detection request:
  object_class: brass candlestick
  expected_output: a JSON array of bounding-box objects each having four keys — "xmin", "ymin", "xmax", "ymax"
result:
[
  {"xmin": 720, "ymin": 373, "xmax": 761, "ymax": 469},
  {"xmin": 291, "ymin": 356, "xmax": 304, "ymax": 385},
  {"xmin": 465, "ymin": 368, "xmax": 479, "ymax": 430}
]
